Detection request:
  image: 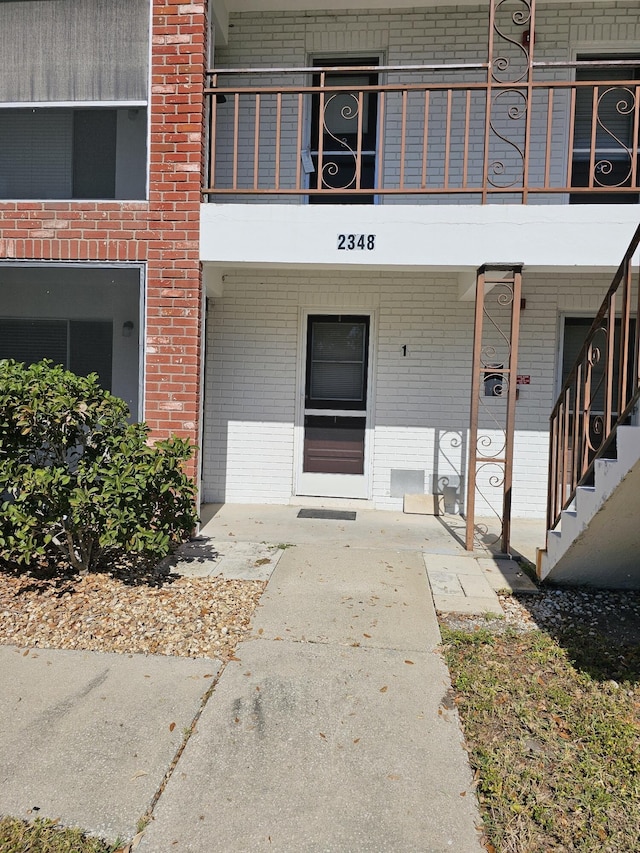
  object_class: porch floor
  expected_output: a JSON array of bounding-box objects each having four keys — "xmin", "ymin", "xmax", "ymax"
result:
[
  {"xmin": 168, "ymin": 503, "xmax": 545, "ymax": 615},
  {"xmin": 199, "ymin": 502, "xmax": 546, "ymax": 562}
]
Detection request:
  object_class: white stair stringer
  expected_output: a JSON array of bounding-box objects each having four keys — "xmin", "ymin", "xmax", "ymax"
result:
[{"xmin": 539, "ymin": 424, "xmax": 640, "ymax": 588}]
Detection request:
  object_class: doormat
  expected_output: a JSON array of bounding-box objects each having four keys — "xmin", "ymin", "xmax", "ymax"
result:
[{"xmin": 297, "ymin": 509, "xmax": 357, "ymax": 521}]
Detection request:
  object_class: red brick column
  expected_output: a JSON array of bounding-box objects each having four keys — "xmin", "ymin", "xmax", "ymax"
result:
[{"xmin": 0, "ymin": 0, "xmax": 208, "ymax": 480}]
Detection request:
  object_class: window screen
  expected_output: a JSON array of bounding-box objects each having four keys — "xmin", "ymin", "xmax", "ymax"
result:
[
  {"xmin": 0, "ymin": 319, "xmax": 68, "ymax": 366},
  {"xmin": 0, "ymin": 110, "xmax": 73, "ymax": 199},
  {"xmin": 69, "ymin": 321, "xmax": 113, "ymax": 389},
  {"xmin": 72, "ymin": 111, "xmax": 117, "ymax": 199},
  {"xmin": 0, "ymin": 0, "xmax": 149, "ymax": 103}
]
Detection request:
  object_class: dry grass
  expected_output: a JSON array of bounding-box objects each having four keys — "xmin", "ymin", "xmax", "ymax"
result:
[
  {"xmin": 441, "ymin": 625, "xmax": 640, "ymax": 852},
  {"xmin": 0, "ymin": 817, "xmax": 120, "ymax": 853}
]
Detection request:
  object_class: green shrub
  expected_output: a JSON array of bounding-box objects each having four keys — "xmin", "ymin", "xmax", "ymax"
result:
[{"xmin": 0, "ymin": 360, "xmax": 198, "ymax": 574}]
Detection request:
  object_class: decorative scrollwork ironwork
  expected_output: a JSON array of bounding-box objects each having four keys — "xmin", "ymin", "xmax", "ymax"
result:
[
  {"xmin": 588, "ymin": 342, "xmax": 602, "ymax": 367},
  {"xmin": 591, "ymin": 86, "xmax": 638, "ymax": 189},
  {"xmin": 572, "ymin": 325, "xmax": 610, "ymax": 457},
  {"xmin": 477, "ymin": 461, "xmax": 506, "ymax": 490},
  {"xmin": 480, "ymin": 283, "xmax": 515, "ymax": 368},
  {"xmin": 476, "ymin": 429, "xmax": 507, "ymax": 458},
  {"xmin": 488, "ymin": 90, "xmax": 527, "ymax": 189},
  {"xmin": 491, "ymin": 0, "xmax": 532, "ymax": 84},
  {"xmin": 320, "ymin": 93, "xmax": 360, "ymax": 191},
  {"xmin": 471, "ymin": 459, "xmax": 507, "ymax": 547}
]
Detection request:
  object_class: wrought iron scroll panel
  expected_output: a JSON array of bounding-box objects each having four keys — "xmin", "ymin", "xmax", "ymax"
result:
[
  {"xmin": 309, "ymin": 67, "xmax": 378, "ymax": 201},
  {"xmin": 484, "ymin": 0, "xmax": 534, "ymax": 203},
  {"xmin": 466, "ymin": 265, "xmax": 523, "ymax": 553}
]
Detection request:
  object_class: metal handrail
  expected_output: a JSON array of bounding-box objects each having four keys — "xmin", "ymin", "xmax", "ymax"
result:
[
  {"xmin": 546, "ymin": 223, "xmax": 640, "ymax": 532},
  {"xmin": 207, "ymin": 59, "xmax": 640, "ymax": 76},
  {"xmin": 203, "ymin": 63, "xmax": 640, "ymax": 199}
]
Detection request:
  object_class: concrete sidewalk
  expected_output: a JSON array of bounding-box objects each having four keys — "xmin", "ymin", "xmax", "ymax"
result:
[
  {"xmin": 0, "ymin": 504, "xmax": 544, "ymax": 851},
  {"xmin": 0, "ymin": 646, "xmax": 218, "ymax": 841},
  {"xmin": 138, "ymin": 543, "xmax": 484, "ymax": 852}
]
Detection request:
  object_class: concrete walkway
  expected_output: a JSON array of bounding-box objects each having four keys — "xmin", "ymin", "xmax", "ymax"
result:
[
  {"xmin": 0, "ymin": 646, "xmax": 218, "ymax": 841},
  {"xmin": 0, "ymin": 504, "xmax": 545, "ymax": 851}
]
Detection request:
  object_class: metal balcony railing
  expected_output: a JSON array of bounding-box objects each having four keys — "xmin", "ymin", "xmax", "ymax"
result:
[
  {"xmin": 203, "ymin": 60, "xmax": 640, "ymax": 203},
  {"xmin": 547, "ymin": 223, "xmax": 640, "ymax": 532}
]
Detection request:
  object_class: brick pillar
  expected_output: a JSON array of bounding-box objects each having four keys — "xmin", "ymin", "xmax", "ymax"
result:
[{"xmin": 146, "ymin": 0, "xmax": 207, "ymax": 480}]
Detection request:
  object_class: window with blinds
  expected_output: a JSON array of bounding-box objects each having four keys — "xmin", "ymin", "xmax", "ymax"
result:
[
  {"xmin": 0, "ymin": 319, "xmax": 113, "ymax": 391},
  {"xmin": 306, "ymin": 316, "xmax": 369, "ymax": 410},
  {"xmin": 570, "ymin": 56, "xmax": 640, "ymax": 204}
]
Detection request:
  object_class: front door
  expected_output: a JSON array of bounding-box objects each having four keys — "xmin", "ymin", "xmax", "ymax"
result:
[{"xmin": 297, "ymin": 314, "xmax": 371, "ymax": 498}]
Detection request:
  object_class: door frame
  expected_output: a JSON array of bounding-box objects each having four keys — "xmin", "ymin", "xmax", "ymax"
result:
[{"xmin": 293, "ymin": 306, "xmax": 377, "ymax": 499}]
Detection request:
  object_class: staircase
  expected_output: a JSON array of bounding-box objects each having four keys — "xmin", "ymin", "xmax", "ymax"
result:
[
  {"xmin": 538, "ymin": 223, "xmax": 640, "ymax": 590},
  {"xmin": 538, "ymin": 424, "xmax": 640, "ymax": 588}
]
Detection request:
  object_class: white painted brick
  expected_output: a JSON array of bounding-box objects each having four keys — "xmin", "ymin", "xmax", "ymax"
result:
[{"xmin": 201, "ymin": 267, "xmax": 616, "ymax": 518}]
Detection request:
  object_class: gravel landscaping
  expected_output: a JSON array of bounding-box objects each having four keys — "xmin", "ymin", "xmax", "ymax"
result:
[
  {"xmin": 0, "ymin": 570, "xmax": 265, "ymax": 661},
  {"xmin": 443, "ymin": 586, "xmax": 640, "ymax": 645}
]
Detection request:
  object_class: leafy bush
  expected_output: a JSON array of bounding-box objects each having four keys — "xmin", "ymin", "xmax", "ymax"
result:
[{"xmin": 0, "ymin": 360, "xmax": 198, "ymax": 574}]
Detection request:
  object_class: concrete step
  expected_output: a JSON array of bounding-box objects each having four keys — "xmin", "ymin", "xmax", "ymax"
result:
[{"xmin": 540, "ymin": 424, "xmax": 640, "ymax": 588}]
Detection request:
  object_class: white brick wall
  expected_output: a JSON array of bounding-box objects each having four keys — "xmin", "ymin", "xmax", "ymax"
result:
[
  {"xmin": 202, "ymin": 267, "xmax": 617, "ymax": 518},
  {"xmin": 211, "ymin": 1, "xmax": 640, "ymax": 203}
]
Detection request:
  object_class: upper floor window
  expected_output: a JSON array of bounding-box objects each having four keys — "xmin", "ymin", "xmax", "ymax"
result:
[{"xmin": 0, "ymin": 0, "xmax": 149, "ymax": 200}]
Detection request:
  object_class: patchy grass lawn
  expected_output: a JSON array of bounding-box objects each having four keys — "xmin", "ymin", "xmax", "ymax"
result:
[
  {"xmin": 0, "ymin": 817, "xmax": 121, "ymax": 853},
  {"xmin": 441, "ymin": 625, "xmax": 640, "ymax": 853}
]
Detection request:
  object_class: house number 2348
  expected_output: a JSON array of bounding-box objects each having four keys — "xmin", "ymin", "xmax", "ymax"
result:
[{"xmin": 337, "ymin": 234, "xmax": 376, "ymax": 251}]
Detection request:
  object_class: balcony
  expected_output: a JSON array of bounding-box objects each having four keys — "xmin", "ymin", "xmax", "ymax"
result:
[{"xmin": 203, "ymin": 59, "xmax": 640, "ymax": 205}]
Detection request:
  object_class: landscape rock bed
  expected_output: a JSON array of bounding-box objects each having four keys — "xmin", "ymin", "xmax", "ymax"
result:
[
  {"xmin": 442, "ymin": 587, "xmax": 640, "ymax": 645},
  {"xmin": 0, "ymin": 572, "xmax": 266, "ymax": 660}
]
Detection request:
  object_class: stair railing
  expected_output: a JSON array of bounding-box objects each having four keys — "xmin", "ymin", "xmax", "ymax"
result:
[{"xmin": 547, "ymin": 223, "xmax": 640, "ymax": 532}]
